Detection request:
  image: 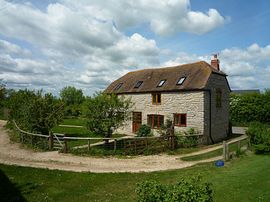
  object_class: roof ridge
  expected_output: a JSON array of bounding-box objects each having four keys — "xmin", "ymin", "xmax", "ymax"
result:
[{"xmin": 127, "ymin": 61, "xmax": 205, "ymax": 74}]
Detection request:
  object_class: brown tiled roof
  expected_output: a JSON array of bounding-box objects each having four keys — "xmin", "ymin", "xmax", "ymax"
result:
[{"xmin": 104, "ymin": 61, "xmax": 227, "ymax": 94}]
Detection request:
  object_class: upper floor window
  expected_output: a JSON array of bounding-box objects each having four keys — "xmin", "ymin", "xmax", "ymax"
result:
[
  {"xmin": 216, "ymin": 88, "xmax": 222, "ymax": 108},
  {"xmin": 134, "ymin": 81, "xmax": 143, "ymax": 88},
  {"xmin": 174, "ymin": 113, "xmax": 187, "ymax": 127},
  {"xmin": 114, "ymin": 83, "xmax": 123, "ymax": 90},
  {"xmin": 177, "ymin": 77, "xmax": 186, "ymax": 85},
  {"xmin": 157, "ymin": 79, "xmax": 166, "ymax": 87},
  {"xmin": 152, "ymin": 93, "xmax": 161, "ymax": 104}
]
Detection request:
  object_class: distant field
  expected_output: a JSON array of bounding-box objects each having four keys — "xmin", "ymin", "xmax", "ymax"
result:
[{"xmin": 1, "ymin": 154, "xmax": 270, "ymax": 202}]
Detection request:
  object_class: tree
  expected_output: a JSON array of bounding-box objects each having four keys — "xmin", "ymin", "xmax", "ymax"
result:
[
  {"xmin": 230, "ymin": 90, "xmax": 270, "ymax": 124},
  {"xmin": 84, "ymin": 92, "xmax": 132, "ymax": 138},
  {"xmin": 7, "ymin": 89, "xmax": 64, "ymax": 135},
  {"xmin": 60, "ymin": 86, "xmax": 85, "ymax": 117}
]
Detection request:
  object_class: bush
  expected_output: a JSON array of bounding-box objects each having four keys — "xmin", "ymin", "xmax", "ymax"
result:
[
  {"xmin": 230, "ymin": 90, "xmax": 270, "ymax": 125},
  {"xmin": 175, "ymin": 128, "xmax": 199, "ymax": 147},
  {"xmin": 246, "ymin": 122, "xmax": 270, "ymax": 154},
  {"xmin": 137, "ymin": 124, "xmax": 151, "ymax": 137},
  {"xmin": 136, "ymin": 177, "xmax": 213, "ymax": 202}
]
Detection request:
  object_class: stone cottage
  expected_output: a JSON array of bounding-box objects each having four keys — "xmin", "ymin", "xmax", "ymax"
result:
[{"xmin": 105, "ymin": 55, "xmax": 231, "ymax": 144}]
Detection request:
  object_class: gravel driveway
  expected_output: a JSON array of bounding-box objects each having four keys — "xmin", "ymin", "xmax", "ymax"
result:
[{"xmin": 0, "ymin": 120, "xmax": 245, "ymax": 173}]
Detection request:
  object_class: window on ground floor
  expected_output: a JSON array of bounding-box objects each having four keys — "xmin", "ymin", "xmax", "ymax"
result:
[
  {"xmin": 147, "ymin": 114, "xmax": 164, "ymax": 129},
  {"xmin": 174, "ymin": 113, "xmax": 187, "ymax": 127}
]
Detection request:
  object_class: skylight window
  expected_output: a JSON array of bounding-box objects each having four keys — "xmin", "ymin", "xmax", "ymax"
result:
[
  {"xmin": 134, "ymin": 81, "xmax": 143, "ymax": 88},
  {"xmin": 114, "ymin": 83, "xmax": 123, "ymax": 90},
  {"xmin": 157, "ymin": 79, "xmax": 166, "ymax": 87},
  {"xmin": 177, "ymin": 77, "xmax": 186, "ymax": 85}
]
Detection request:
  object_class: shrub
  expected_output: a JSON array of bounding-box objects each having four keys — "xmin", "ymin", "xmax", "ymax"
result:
[
  {"xmin": 246, "ymin": 122, "xmax": 270, "ymax": 154},
  {"xmin": 137, "ymin": 124, "xmax": 151, "ymax": 137},
  {"xmin": 175, "ymin": 128, "xmax": 199, "ymax": 147},
  {"xmin": 230, "ymin": 90, "xmax": 270, "ymax": 125},
  {"xmin": 136, "ymin": 177, "xmax": 213, "ymax": 202}
]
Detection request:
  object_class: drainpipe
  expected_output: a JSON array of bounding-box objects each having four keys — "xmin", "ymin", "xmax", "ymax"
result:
[{"xmin": 208, "ymin": 90, "xmax": 214, "ymax": 144}]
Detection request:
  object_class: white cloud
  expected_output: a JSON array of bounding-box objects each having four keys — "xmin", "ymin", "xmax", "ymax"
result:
[
  {"xmin": 0, "ymin": 1, "xmax": 162, "ymax": 94},
  {"xmin": 63, "ymin": 0, "xmax": 226, "ymax": 36}
]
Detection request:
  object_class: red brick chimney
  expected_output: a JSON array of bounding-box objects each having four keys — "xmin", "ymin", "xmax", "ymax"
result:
[{"xmin": 211, "ymin": 54, "xmax": 220, "ymax": 71}]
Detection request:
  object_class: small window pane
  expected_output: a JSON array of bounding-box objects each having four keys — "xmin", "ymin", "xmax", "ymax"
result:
[
  {"xmin": 160, "ymin": 115, "xmax": 164, "ymax": 127},
  {"xmin": 157, "ymin": 94, "xmax": 161, "ymax": 103},
  {"xmin": 152, "ymin": 93, "xmax": 161, "ymax": 104},
  {"xmin": 157, "ymin": 80, "xmax": 166, "ymax": 87},
  {"xmin": 134, "ymin": 81, "xmax": 143, "ymax": 88},
  {"xmin": 177, "ymin": 77, "xmax": 186, "ymax": 85},
  {"xmin": 180, "ymin": 114, "xmax": 186, "ymax": 125}
]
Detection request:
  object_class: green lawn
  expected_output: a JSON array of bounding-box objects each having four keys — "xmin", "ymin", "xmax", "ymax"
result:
[
  {"xmin": 52, "ymin": 125, "xmax": 95, "ymax": 137},
  {"xmin": 1, "ymin": 154, "xmax": 270, "ymax": 202}
]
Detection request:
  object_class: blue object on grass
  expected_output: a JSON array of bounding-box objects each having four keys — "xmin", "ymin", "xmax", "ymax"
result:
[{"xmin": 215, "ymin": 160, "xmax": 224, "ymax": 167}]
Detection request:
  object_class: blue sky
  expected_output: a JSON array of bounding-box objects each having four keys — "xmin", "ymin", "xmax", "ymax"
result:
[{"xmin": 0, "ymin": 0, "xmax": 270, "ymax": 95}]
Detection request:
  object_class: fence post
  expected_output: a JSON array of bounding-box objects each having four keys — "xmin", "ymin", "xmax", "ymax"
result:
[
  {"xmin": 88, "ymin": 140, "xmax": 90, "ymax": 152},
  {"xmin": 223, "ymin": 141, "xmax": 228, "ymax": 161},
  {"xmin": 63, "ymin": 134, "xmax": 68, "ymax": 153},
  {"xmin": 48, "ymin": 131, "xmax": 53, "ymax": 150},
  {"xmin": 114, "ymin": 139, "xmax": 117, "ymax": 152},
  {"xmin": 237, "ymin": 140, "xmax": 241, "ymax": 150}
]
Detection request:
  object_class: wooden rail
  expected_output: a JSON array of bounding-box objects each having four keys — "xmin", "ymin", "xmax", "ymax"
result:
[
  {"xmin": 223, "ymin": 135, "xmax": 249, "ymax": 161},
  {"xmin": 13, "ymin": 120, "xmax": 49, "ymax": 138},
  {"xmin": 12, "ymin": 120, "xmax": 205, "ymax": 153}
]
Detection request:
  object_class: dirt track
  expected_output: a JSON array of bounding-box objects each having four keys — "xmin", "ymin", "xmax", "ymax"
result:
[{"xmin": 0, "ymin": 120, "xmax": 243, "ymax": 173}]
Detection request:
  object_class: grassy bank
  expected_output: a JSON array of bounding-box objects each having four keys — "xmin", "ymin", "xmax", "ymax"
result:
[{"xmin": 1, "ymin": 154, "xmax": 270, "ymax": 202}]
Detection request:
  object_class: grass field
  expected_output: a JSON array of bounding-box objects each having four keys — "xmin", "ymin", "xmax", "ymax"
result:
[{"xmin": 1, "ymin": 154, "xmax": 270, "ymax": 202}]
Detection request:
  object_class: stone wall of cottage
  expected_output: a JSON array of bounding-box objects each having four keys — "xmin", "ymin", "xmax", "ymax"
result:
[
  {"xmin": 204, "ymin": 74, "xmax": 230, "ymax": 143},
  {"xmin": 116, "ymin": 91, "xmax": 205, "ymax": 136}
]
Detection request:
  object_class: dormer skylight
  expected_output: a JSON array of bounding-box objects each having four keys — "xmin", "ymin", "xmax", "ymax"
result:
[
  {"xmin": 134, "ymin": 81, "xmax": 143, "ymax": 88},
  {"xmin": 114, "ymin": 83, "xmax": 123, "ymax": 90},
  {"xmin": 177, "ymin": 77, "xmax": 186, "ymax": 85},
  {"xmin": 157, "ymin": 79, "xmax": 166, "ymax": 87}
]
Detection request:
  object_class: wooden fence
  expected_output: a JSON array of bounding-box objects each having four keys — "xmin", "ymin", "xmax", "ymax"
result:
[
  {"xmin": 13, "ymin": 121, "xmax": 50, "ymax": 149},
  {"xmin": 223, "ymin": 135, "xmax": 249, "ymax": 161},
  {"xmin": 13, "ymin": 121, "xmax": 204, "ymax": 154}
]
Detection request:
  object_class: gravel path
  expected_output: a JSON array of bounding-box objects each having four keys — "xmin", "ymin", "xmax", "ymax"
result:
[{"xmin": 0, "ymin": 120, "xmax": 245, "ymax": 173}]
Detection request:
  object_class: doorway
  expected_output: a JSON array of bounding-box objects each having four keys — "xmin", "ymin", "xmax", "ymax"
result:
[{"xmin": 132, "ymin": 112, "xmax": 142, "ymax": 133}]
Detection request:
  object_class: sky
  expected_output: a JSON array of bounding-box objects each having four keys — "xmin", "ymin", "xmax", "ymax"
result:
[{"xmin": 0, "ymin": 0, "xmax": 270, "ymax": 95}]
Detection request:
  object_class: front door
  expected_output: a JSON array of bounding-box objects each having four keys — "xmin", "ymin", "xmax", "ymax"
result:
[{"xmin": 132, "ymin": 112, "xmax": 142, "ymax": 133}]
